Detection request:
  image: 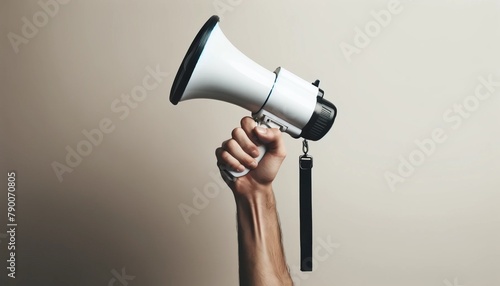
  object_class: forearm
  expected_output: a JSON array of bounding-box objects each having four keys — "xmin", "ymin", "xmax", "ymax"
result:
[{"xmin": 235, "ymin": 186, "xmax": 292, "ymax": 286}]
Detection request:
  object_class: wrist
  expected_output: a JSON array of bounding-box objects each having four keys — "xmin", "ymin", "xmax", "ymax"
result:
[{"xmin": 232, "ymin": 179, "xmax": 275, "ymax": 204}]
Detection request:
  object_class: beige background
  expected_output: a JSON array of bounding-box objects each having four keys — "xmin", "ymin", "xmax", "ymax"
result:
[{"xmin": 1, "ymin": 0, "xmax": 500, "ymax": 285}]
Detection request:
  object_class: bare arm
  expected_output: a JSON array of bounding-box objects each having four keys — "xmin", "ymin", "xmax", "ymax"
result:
[
  {"xmin": 235, "ymin": 186, "xmax": 291, "ymax": 286},
  {"xmin": 216, "ymin": 117, "xmax": 293, "ymax": 286}
]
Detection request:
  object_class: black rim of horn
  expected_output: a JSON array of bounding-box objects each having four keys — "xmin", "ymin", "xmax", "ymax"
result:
[{"xmin": 170, "ymin": 15, "xmax": 220, "ymax": 105}]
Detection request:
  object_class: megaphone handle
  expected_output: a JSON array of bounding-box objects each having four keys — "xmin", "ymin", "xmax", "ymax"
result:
[{"xmin": 219, "ymin": 123, "xmax": 268, "ymax": 182}]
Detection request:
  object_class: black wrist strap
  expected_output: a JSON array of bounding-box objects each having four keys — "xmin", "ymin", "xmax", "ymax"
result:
[{"xmin": 299, "ymin": 140, "xmax": 313, "ymax": 271}]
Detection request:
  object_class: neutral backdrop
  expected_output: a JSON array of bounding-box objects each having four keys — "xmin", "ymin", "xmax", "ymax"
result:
[{"xmin": 1, "ymin": 0, "xmax": 499, "ymax": 285}]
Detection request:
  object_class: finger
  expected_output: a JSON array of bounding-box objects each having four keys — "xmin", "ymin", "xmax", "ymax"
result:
[
  {"xmin": 215, "ymin": 146, "xmax": 245, "ymax": 172},
  {"xmin": 222, "ymin": 138, "xmax": 258, "ymax": 169},
  {"xmin": 232, "ymin": 127, "xmax": 260, "ymax": 158},
  {"xmin": 240, "ymin": 117, "xmax": 261, "ymax": 146}
]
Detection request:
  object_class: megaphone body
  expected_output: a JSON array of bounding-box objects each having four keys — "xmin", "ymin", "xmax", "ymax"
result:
[{"xmin": 171, "ymin": 15, "xmax": 337, "ymax": 180}]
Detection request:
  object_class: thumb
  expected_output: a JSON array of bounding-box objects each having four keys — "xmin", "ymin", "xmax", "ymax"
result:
[
  {"xmin": 254, "ymin": 126, "xmax": 274, "ymax": 143},
  {"xmin": 253, "ymin": 126, "xmax": 285, "ymax": 156}
]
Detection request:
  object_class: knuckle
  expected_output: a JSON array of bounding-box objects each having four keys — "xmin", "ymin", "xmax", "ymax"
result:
[
  {"xmin": 220, "ymin": 151, "xmax": 233, "ymax": 163},
  {"xmin": 242, "ymin": 117, "xmax": 256, "ymax": 131},
  {"xmin": 240, "ymin": 116, "xmax": 252, "ymax": 126},
  {"xmin": 226, "ymin": 138, "xmax": 238, "ymax": 150},
  {"xmin": 231, "ymin": 127, "xmax": 244, "ymax": 139},
  {"xmin": 243, "ymin": 156, "xmax": 255, "ymax": 166}
]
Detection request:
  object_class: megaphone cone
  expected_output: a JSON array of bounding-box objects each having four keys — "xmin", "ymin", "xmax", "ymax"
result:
[{"xmin": 170, "ymin": 15, "xmax": 275, "ymax": 113}]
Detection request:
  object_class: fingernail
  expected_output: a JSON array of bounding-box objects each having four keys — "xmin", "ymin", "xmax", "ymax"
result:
[
  {"xmin": 236, "ymin": 165, "xmax": 245, "ymax": 172},
  {"xmin": 255, "ymin": 126, "xmax": 267, "ymax": 133},
  {"xmin": 250, "ymin": 160, "xmax": 258, "ymax": 169},
  {"xmin": 251, "ymin": 149, "xmax": 259, "ymax": 158}
]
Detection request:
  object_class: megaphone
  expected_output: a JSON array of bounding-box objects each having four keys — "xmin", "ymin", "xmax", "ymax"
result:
[{"xmin": 171, "ymin": 15, "xmax": 337, "ymax": 180}]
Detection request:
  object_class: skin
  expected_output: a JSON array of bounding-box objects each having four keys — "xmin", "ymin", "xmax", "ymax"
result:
[{"xmin": 215, "ymin": 117, "xmax": 293, "ymax": 286}]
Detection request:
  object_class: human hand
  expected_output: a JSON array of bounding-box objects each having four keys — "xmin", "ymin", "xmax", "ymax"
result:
[{"xmin": 215, "ymin": 116, "xmax": 287, "ymax": 196}]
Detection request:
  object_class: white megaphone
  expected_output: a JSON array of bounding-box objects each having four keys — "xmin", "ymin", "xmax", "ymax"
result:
[{"xmin": 171, "ymin": 15, "xmax": 337, "ymax": 180}]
